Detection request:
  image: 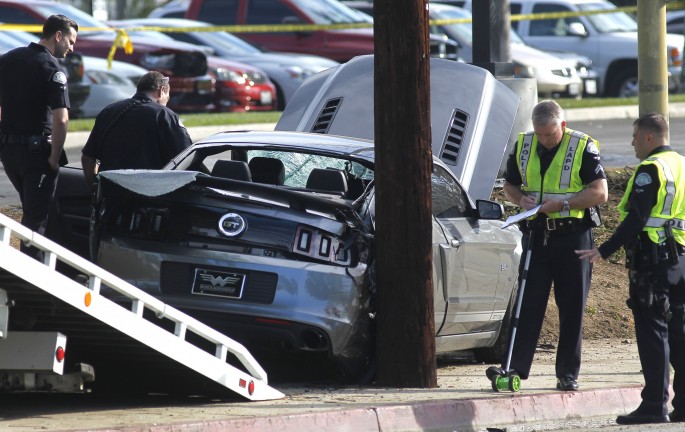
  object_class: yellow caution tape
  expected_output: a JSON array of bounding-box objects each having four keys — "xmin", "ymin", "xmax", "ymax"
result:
[
  {"xmin": 1, "ymin": 0, "xmax": 684, "ymax": 69},
  {"xmin": 108, "ymin": 29, "xmax": 133, "ymax": 68}
]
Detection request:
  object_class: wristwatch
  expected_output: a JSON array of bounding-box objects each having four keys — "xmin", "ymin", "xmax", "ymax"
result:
[{"xmin": 562, "ymin": 200, "xmax": 571, "ymax": 212}]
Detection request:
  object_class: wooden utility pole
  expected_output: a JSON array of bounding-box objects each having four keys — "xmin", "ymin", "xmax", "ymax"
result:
[
  {"xmin": 637, "ymin": 0, "xmax": 668, "ymax": 118},
  {"xmin": 373, "ymin": 0, "xmax": 436, "ymax": 388}
]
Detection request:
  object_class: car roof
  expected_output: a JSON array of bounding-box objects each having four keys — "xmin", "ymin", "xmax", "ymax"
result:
[
  {"xmin": 117, "ymin": 17, "xmax": 211, "ymax": 28},
  {"xmin": 195, "ymin": 130, "xmax": 375, "ymax": 162}
]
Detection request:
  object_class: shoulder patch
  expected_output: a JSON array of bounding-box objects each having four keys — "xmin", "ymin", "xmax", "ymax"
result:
[
  {"xmin": 51, "ymin": 71, "xmax": 67, "ymax": 84},
  {"xmin": 634, "ymin": 172, "xmax": 653, "ymax": 187},
  {"xmin": 586, "ymin": 141, "xmax": 599, "ymax": 155}
]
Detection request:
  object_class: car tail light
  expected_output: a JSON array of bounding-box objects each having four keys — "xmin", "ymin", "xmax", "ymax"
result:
[
  {"xmin": 114, "ymin": 207, "xmax": 170, "ymax": 238},
  {"xmin": 670, "ymin": 47, "xmax": 682, "ymax": 67},
  {"xmin": 55, "ymin": 346, "xmax": 65, "ymax": 363},
  {"xmin": 292, "ymin": 226, "xmax": 351, "ymax": 265}
]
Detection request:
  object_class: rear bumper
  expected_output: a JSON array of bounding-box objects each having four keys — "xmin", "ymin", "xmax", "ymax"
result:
[{"xmin": 96, "ymin": 237, "xmax": 372, "ymax": 359}]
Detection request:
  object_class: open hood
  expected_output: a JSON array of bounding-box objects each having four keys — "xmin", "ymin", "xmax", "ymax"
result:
[{"xmin": 275, "ymin": 55, "xmax": 519, "ymax": 200}]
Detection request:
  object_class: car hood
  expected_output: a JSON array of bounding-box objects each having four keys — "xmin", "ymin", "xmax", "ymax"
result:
[
  {"xmin": 207, "ymin": 55, "xmax": 269, "ymax": 75},
  {"xmin": 275, "ymin": 55, "xmax": 519, "ymax": 200},
  {"xmin": 510, "ymin": 42, "xmax": 576, "ymax": 68},
  {"xmin": 240, "ymin": 51, "xmax": 340, "ymax": 70}
]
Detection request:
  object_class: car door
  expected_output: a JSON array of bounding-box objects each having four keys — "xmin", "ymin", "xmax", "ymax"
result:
[
  {"xmin": 431, "ymin": 164, "xmax": 507, "ymax": 336},
  {"xmin": 519, "ymin": 2, "xmax": 600, "ymax": 73},
  {"xmin": 45, "ymin": 166, "xmax": 93, "ymax": 262}
]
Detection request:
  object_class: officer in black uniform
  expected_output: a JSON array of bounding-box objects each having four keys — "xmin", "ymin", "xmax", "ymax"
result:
[
  {"xmin": 0, "ymin": 14, "xmax": 78, "ymax": 259},
  {"xmin": 577, "ymin": 112, "xmax": 685, "ymax": 425},
  {"xmin": 487, "ymin": 100, "xmax": 608, "ymax": 391},
  {"xmin": 81, "ymin": 71, "xmax": 192, "ymax": 186}
]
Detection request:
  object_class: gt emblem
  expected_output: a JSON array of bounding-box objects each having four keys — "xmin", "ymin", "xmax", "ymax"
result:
[{"xmin": 218, "ymin": 213, "xmax": 246, "ymax": 237}]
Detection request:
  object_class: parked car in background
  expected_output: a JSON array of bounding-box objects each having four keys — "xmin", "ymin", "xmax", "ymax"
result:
[
  {"xmin": 472, "ymin": 0, "xmax": 684, "ymax": 97},
  {"xmin": 431, "ymin": 3, "xmax": 591, "ymax": 98},
  {"xmin": 77, "ymin": 56, "xmax": 148, "ymax": 118},
  {"xmin": 149, "ymin": 0, "xmax": 189, "ymax": 18},
  {"xmin": 47, "ymin": 57, "xmax": 522, "ymax": 381},
  {"xmin": 185, "ymin": 0, "xmax": 375, "ymax": 62},
  {"xmin": 667, "ymin": 9, "xmax": 685, "ymax": 35},
  {"xmin": 111, "ymin": 17, "xmax": 336, "ymax": 110},
  {"xmin": 344, "ymin": 1, "xmax": 595, "ymax": 98},
  {"xmin": 105, "ymin": 20, "xmax": 278, "ymax": 112}
]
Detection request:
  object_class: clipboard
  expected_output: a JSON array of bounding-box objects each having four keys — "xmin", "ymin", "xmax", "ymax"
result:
[{"xmin": 502, "ymin": 205, "xmax": 542, "ymax": 229}]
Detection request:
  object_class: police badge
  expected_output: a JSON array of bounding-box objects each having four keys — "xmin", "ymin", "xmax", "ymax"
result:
[{"xmin": 51, "ymin": 71, "xmax": 67, "ymax": 84}]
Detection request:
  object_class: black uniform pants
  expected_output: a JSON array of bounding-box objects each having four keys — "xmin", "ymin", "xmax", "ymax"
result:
[
  {"xmin": 506, "ymin": 225, "xmax": 593, "ymax": 380},
  {"xmin": 630, "ymin": 259, "xmax": 685, "ymax": 416},
  {"xmin": 0, "ymin": 138, "xmax": 58, "ymax": 259}
]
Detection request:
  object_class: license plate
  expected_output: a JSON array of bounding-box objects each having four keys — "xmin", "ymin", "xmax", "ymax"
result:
[
  {"xmin": 584, "ymin": 79, "xmax": 598, "ymax": 95},
  {"xmin": 192, "ymin": 268, "xmax": 245, "ymax": 299},
  {"xmin": 260, "ymin": 90, "xmax": 273, "ymax": 105},
  {"xmin": 196, "ymin": 79, "xmax": 213, "ymax": 95},
  {"xmin": 568, "ymin": 83, "xmax": 580, "ymax": 96}
]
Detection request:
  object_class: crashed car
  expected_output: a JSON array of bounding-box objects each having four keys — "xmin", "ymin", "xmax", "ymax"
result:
[{"xmin": 49, "ymin": 57, "xmax": 522, "ymax": 379}]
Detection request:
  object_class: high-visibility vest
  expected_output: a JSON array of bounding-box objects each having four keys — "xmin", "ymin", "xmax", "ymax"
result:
[
  {"xmin": 515, "ymin": 127, "xmax": 593, "ymax": 219},
  {"xmin": 619, "ymin": 150, "xmax": 685, "ymax": 245}
]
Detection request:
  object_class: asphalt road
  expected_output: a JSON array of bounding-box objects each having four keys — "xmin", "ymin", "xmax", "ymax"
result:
[{"xmin": 576, "ymin": 117, "xmax": 685, "ymax": 168}]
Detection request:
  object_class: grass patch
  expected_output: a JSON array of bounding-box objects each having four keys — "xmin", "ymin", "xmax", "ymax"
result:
[{"xmin": 69, "ymin": 111, "xmax": 282, "ymax": 132}]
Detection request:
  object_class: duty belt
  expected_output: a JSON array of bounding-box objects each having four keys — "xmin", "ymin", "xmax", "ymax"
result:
[
  {"xmin": 1, "ymin": 133, "xmax": 39, "ymax": 145},
  {"xmin": 523, "ymin": 217, "xmax": 586, "ymax": 235}
]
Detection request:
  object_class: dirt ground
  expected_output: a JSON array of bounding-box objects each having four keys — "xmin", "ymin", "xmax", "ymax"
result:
[{"xmin": 0, "ymin": 168, "xmax": 636, "ymax": 344}]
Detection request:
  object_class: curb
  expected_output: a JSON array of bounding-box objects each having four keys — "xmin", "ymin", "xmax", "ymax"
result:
[
  {"xmin": 80, "ymin": 386, "xmax": 644, "ymax": 432},
  {"xmin": 565, "ymin": 102, "xmax": 685, "ymax": 122}
]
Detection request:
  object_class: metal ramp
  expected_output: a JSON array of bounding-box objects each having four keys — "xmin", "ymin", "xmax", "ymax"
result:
[{"xmin": 0, "ymin": 213, "xmax": 284, "ymax": 401}]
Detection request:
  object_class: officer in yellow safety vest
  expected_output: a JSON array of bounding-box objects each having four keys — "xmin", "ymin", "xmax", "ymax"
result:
[
  {"xmin": 577, "ymin": 112, "xmax": 685, "ymax": 425},
  {"xmin": 490, "ymin": 99, "xmax": 608, "ymax": 392}
]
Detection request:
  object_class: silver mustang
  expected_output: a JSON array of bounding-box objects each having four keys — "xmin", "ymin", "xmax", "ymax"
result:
[{"xmin": 49, "ymin": 57, "xmax": 523, "ymax": 380}]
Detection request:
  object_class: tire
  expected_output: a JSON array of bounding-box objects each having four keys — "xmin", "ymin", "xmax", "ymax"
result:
[
  {"xmin": 609, "ymin": 67, "xmax": 639, "ymax": 98},
  {"xmin": 473, "ymin": 282, "xmax": 518, "ymax": 364}
]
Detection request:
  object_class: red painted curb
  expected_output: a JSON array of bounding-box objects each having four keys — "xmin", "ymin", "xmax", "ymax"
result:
[{"xmin": 80, "ymin": 386, "xmax": 646, "ymax": 432}]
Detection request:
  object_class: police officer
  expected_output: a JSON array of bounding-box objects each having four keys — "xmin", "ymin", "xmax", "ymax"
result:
[
  {"xmin": 0, "ymin": 14, "xmax": 78, "ymax": 259},
  {"xmin": 487, "ymin": 100, "xmax": 608, "ymax": 391},
  {"xmin": 81, "ymin": 71, "xmax": 192, "ymax": 186},
  {"xmin": 577, "ymin": 112, "xmax": 685, "ymax": 424}
]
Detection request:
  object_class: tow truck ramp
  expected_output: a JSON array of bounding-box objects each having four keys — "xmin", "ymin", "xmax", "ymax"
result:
[{"xmin": 0, "ymin": 212, "xmax": 284, "ymax": 401}]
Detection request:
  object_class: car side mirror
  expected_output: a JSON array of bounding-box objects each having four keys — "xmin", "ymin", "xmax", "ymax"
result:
[
  {"xmin": 567, "ymin": 22, "xmax": 588, "ymax": 37},
  {"xmin": 476, "ymin": 199, "xmax": 504, "ymax": 220}
]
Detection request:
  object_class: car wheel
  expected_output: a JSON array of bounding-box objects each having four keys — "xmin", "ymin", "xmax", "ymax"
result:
[
  {"xmin": 610, "ymin": 68, "xmax": 639, "ymax": 98},
  {"xmin": 473, "ymin": 282, "xmax": 518, "ymax": 364}
]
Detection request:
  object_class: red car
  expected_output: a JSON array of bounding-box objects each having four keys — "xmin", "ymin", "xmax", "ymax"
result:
[
  {"xmin": 0, "ymin": 0, "xmax": 275, "ymax": 113},
  {"xmin": 186, "ymin": 0, "xmax": 375, "ymax": 62},
  {"xmin": 106, "ymin": 21, "xmax": 277, "ymax": 112},
  {"xmin": 208, "ymin": 55, "xmax": 277, "ymax": 112}
]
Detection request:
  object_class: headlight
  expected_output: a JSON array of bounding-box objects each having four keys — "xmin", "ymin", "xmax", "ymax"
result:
[
  {"xmin": 213, "ymin": 67, "xmax": 247, "ymax": 84},
  {"xmin": 513, "ymin": 62, "xmax": 535, "ymax": 78}
]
